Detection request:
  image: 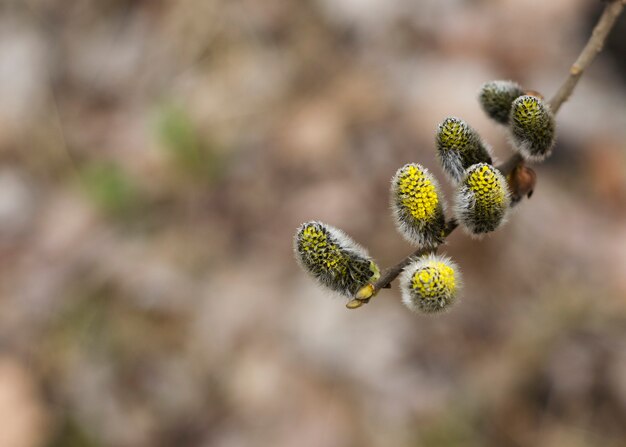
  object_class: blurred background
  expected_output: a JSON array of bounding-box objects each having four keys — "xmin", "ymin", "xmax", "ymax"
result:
[{"xmin": 0, "ymin": 0, "xmax": 625, "ymax": 446}]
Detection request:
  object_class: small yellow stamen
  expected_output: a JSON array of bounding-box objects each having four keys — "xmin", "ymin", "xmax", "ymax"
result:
[
  {"xmin": 346, "ymin": 299, "xmax": 364, "ymax": 309},
  {"xmin": 356, "ymin": 283, "xmax": 376, "ymax": 301}
]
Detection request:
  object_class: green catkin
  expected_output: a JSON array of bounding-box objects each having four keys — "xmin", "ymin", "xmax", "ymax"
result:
[
  {"xmin": 400, "ymin": 254, "xmax": 461, "ymax": 313},
  {"xmin": 390, "ymin": 163, "xmax": 446, "ymax": 248},
  {"xmin": 294, "ymin": 221, "xmax": 380, "ymax": 297},
  {"xmin": 479, "ymin": 80, "xmax": 525, "ymax": 124},
  {"xmin": 436, "ymin": 117, "xmax": 493, "ymax": 183},
  {"xmin": 454, "ymin": 163, "xmax": 511, "ymax": 236},
  {"xmin": 510, "ymin": 95, "xmax": 556, "ymax": 161}
]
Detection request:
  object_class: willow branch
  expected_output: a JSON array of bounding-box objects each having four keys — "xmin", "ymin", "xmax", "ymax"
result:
[
  {"xmin": 371, "ymin": 220, "xmax": 458, "ymax": 292},
  {"xmin": 496, "ymin": 153, "xmax": 524, "ymax": 176},
  {"xmin": 549, "ymin": 0, "xmax": 625, "ymax": 113},
  {"xmin": 349, "ymin": 1, "xmax": 625, "ymax": 307}
]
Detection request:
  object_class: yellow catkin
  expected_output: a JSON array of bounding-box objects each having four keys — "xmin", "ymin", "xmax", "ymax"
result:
[
  {"xmin": 400, "ymin": 254, "xmax": 461, "ymax": 313},
  {"xmin": 454, "ymin": 163, "xmax": 510, "ymax": 235},
  {"xmin": 391, "ymin": 163, "xmax": 446, "ymax": 247},
  {"xmin": 510, "ymin": 95, "xmax": 556, "ymax": 161},
  {"xmin": 436, "ymin": 117, "xmax": 493, "ymax": 183},
  {"xmin": 294, "ymin": 221, "xmax": 380, "ymax": 298}
]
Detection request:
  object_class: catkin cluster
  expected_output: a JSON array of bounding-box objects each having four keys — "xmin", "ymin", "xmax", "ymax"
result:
[
  {"xmin": 293, "ymin": 79, "xmax": 557, "ymax": 315},
  {"xmin": 478, "ymin": 81, "xmax": 556, "ymax": 160}
]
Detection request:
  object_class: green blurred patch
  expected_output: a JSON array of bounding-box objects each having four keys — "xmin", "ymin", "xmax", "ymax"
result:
[
  {"xmin": 47, "ymin": 417, "xmax": 100, "ymax": 447},
  {"xmin": 156, "ymin": 104, "xmax": 224, "ymax": 182},
  {"xmin": 80, "ymin": 162, "xmax": 139, "ymax": 218},
  {"xmin": 417, "ymin": 411, "xmax": 479, "ymax": 447},
  {"xmin": 42, "ymin": 282, "xmax": 188, "ymax": 447},
  {"xmin": 46, "ymin": 280, "xmax": 185, "ymax": 366}
]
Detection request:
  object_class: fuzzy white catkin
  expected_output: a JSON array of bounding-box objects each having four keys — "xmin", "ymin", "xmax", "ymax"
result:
[
  {"xmin": 436, "ymin": 117, "xmax": 493, "ymax": 183},
  {"xmin": 479, "ymin": 80, "xmax": 525, "ymax": 124},
  {"xmin": 390, "ymin": 163, "xmax": 446, "ymax": 248},
  {"xmin": 400, "ymin": 253, "xmax": 462, "ymax": 313},
  {"xmin": 454, "ymin": 163, "xmax": 511, "ymax": 236},
  {"xmin": 509, "ymin": 95, "xmax": 556, "ymax": 162},
  {"xmin": 294, "ymin": 221, "xmax": 380, "ymax": 297}
]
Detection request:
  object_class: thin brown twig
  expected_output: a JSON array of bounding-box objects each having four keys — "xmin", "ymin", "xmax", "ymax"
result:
[
  {"xmin": 371, "ymin": 220, "xmax": 458, "ymax": 292},
  {"xmin": 350, "ymin": 0, "xmax": 625, "ymax": 307},
  {"xmin": 496, "ymin": 153, "xmax": 525, "ymax": 176},
  {"xmin": 549, "ymin": 0, "xmax": 625, "ymax": 113}
]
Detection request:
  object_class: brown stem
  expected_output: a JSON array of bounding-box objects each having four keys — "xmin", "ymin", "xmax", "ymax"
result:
[
  {"xmin": 370, "ymin": 220, "xmax": 459, "ymax": 295},
  {"xmin": 549, "ymin": 0, "xmax": 625, "ymax": 113},
  {"xmin": 496, "ymin": 153, "xmax": 524, "ymax": 176},
  {"xmin": 372, "ymin": 248, "xmax": 430, "ymax": 292},
  {"xmin": 349, "ymin": 0, "xmax": 625, "ymax": 307}
]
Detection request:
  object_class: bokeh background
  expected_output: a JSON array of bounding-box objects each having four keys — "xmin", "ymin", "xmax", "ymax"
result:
[{"xmin": 1, "ymin": 1, "xmax": 626, "ymax": 446}]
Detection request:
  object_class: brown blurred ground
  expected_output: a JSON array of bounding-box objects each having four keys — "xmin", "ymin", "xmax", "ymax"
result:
[{"xmin": 0, "ymin": 1, "xmax": 626, "ymax": 446}]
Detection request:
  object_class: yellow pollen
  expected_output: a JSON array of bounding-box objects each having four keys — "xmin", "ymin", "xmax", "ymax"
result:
[
  {"xmin": 397, "ymin": 166, "xmax": 439, "ymax": 221},
  {"xmin": 466, "ymin": 165, "xmax": 506, "ymax": 208},
  {"xmin": 411, "ymin": 262, "xmax": 456, "ymax": 299}
]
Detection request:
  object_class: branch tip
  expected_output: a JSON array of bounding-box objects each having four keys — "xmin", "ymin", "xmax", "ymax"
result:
[{"xmin": 348, "ymin": 0, "xmax": 625, "ymax": 307}]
